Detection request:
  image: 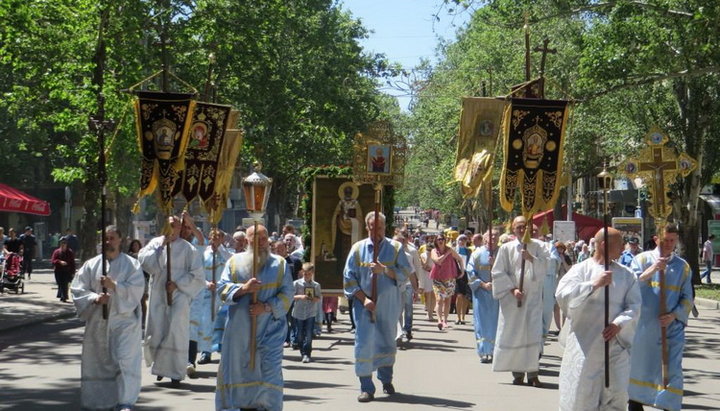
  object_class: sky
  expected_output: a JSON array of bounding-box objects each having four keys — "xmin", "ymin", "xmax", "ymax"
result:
[{"xmin": 339, "ymin": 0, "xmax": 471, "ymax": 111}]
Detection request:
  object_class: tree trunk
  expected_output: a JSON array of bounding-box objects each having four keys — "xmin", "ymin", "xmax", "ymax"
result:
[
  {"xmin": 115, "ymin": 190, "xmax": 135, "ymax": 246},
  {"xmin": 673, "ymin": 78, "xmax": 709, "ymax": 284},
  {"xmin": 80, "ymin": 181, "xmax": 100, "ymax": 262}
]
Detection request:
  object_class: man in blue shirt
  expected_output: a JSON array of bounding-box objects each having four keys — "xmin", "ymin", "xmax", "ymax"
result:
[{"xmin": 620, "ymin": 237, "xmax": 641, "ymax": 267}]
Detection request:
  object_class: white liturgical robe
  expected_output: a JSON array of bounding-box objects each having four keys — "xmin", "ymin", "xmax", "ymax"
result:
[
  {"xmin": 139, "ymin": 236, "xmax": 205, "ymax": 380},
  {"xmin": 491, "ymin": 238, "xmax": 549, "ymax": 373},
  {"xmin": 555, "ymin": 258, "xmax": 641, "ymax": 411},
  {"xmin": 71, "ymin": 253, "xmax": 145, "ymax": 409}
]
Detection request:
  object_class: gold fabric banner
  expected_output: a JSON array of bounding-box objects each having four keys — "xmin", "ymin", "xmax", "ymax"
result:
[
  {"xmin": 134, "ymin": 91, "xmax": 196, "ymax": 213},
  {"xmin": 207, "ymin": 110, "xmax": 243, "ymax": 224},
  {"xmin": 499, "ymin": 98, "xmax": 570, "ymax": 217},
  {"xmin": 453, "ymin": 97, "xmax": 507, "ymax": 199}
]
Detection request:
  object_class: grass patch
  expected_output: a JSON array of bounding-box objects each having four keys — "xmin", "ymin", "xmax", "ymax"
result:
[{"xmin": 695, "ymin": 284, "xmax": 720, "ymax": 301}]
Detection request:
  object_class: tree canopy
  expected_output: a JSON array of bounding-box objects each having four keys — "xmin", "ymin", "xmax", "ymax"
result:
[
  {"xmin": 401, "ymin": 0, "xmax": 720, "ymax": 278},
  {"xmin": 0, "ymin": 0, "xmax": 396, "ymax": 258}
]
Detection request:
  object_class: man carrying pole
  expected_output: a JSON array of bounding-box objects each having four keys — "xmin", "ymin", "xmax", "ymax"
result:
[
  {"xmin": 628, "ymin": 224, "xmax": 693, "ymax": 411},
  {"xmin": 71, "ymin": 226, "xmax": 145, "ymax": 411},
  {"xmin": 344, "ymin": 211, "xmax": 412, "ymax": 403},
  {"xmin": 620, "ymin": 128, "xmax": 697, "ymax": 411},
  {"xmin": 139, "ymin": 215, "xmax": 205, "ymax": 387},
  {"xmin": 188, "ymin": 228, "xmax": 231, "ymax": 372},
  {"xmin": 555, "ymin": 227, "xmax": 641, "ymax": 410},
  {"xmin": 215, "ymin": 224, "xmax": 293, "ymax": 411},
  {"xmin": 491, "ymin": 215, "xmax": 549, "ymax": 387}
]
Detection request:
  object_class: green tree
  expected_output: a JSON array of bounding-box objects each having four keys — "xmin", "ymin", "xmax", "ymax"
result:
[
  {"xmin": 406, "ymin": 0, "xmax": 720, "ymax": 278},
  {"xmin": 1, "ymin": 0, "xmax": 395, "ymax": 258}
]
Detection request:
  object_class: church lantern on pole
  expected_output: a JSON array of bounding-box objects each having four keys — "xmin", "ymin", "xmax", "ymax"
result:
[{"xmin": 242, "ymin": 161, "xmax": 273, "ymax": 221}]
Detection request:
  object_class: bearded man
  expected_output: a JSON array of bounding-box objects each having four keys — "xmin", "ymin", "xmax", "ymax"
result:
[
  {"xmin": 215, "ymin": 224, "xmax": 294, "ymax": 411},
  {"xmin": 71, "ymin": 226, "xmax": 145, "ymax": 411}
]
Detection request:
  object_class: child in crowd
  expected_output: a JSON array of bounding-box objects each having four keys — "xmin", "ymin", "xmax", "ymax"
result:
[{"xmin": 292, "ymin": 262, "xmax": 322, "ymax": 363}]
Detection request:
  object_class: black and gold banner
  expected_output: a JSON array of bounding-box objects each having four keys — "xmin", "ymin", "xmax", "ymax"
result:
[
  {"xmin": 499, "ymin": 98, "xmax": 569, "ymax": 214},
  {"xmin": 172, "ymin": 102, "xmax": 233, "ymax": 206},
  {"xmin": 134, "ymin": 91, "xmax": 196, "ymax": 213}
]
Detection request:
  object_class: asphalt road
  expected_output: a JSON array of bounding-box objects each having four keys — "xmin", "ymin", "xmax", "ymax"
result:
[{"xmin": 1, "ymin": 302, "xmax": 720, "ymax": 411}]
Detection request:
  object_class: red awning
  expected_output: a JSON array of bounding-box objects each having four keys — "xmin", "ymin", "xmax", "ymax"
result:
[
  {"xmin": 0, "ymin": 183, "xmax": 51, "ymax": 216},
  {"xmin": 532, "ymin": 205, "xmax": 604, "ymax": 242}
]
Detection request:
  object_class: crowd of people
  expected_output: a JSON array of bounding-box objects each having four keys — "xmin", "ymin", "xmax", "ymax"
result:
[{"xmin": 21, "ymin": 208, "xmax": 698, "ymax": 411}]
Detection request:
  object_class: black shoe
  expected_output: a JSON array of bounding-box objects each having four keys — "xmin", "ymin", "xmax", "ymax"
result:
[
  {"xmin": 170, "ymin": 379, "xmax": 181, "ymax": 388},
  {"xmin": 357, "ymin": 392, "xmax": 374, "ymax": 403},
  {"xmin": 528, "ymin": 377, "xmax": 544, "ymax": 388},
  {"xmin": 405, "ymin": 331, "xmax": 412, "ymax": 341},
  {"xmin": 197, "ymin": 353, "xmax": 212, "ymax": 364},
  {"xmin": 382, "ymin": 383, "xmax": 396, "ymax": 395},
  {"xmin": 292, "ymin": 344, "xmax": 299, "ymax": 350},
  {"xmin": 156, "ymin": 375, "xmax": 163, "ymax": 382},
  {"xmin": 512, "ymin": 376, "xmax": 524, "ymax": 385}
]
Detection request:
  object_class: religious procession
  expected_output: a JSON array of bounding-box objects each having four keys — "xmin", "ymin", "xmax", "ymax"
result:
[{"xmin": 2, "ymin": 1, "xmax": 720, "ymax": 411}]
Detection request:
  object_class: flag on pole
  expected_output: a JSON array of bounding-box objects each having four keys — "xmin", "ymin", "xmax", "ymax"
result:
[{"xmin": 453, "ymin": 97, "xmax": 507, "ymax": 199}]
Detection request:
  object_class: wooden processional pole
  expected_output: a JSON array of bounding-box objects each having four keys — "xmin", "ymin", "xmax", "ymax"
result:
[
  {"xmin": 370, "ymin": 182, "xmax": 382, "ymax": 323},
  {"xmin": 249, "ymin": 220, "xmax": 259, "ymax": 370}
]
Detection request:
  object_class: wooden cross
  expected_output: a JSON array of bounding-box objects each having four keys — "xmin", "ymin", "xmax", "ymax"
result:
[{"xmin": 533, "ymin": 38, "xmax": 557, "ymax": 78}]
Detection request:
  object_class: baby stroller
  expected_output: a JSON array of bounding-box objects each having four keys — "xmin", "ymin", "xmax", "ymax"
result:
[{"xmin": 0, "ymin": 252, "xmax": 25, "ymax": 294}]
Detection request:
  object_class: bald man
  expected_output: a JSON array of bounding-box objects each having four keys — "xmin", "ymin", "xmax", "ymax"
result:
[
  {"xmin": 555, "ymin": 227, "xmax": 641, "ymax": 410},
  {"xmin": 491, "ymin": 216, "xmax": 550, "ymax": 387}
]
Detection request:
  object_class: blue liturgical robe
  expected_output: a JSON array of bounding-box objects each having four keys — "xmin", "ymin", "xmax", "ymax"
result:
[
  {"xmin": 190, "ymin": 245, "xmax": 231, "ymax": 353},
  {"xmin": 628, "ymin": 249, "xmax": 693, "ymax": 411},
  {"xmin": 343, "ymin": 237, "xmax": 411, "ymax": 378},
  {"xmin": 215, "ymin": 252, "xmax": 293, "ymax": 411},
  {"xmin": 467, "ymin": 245, "xmax": 499, "ymax": 356}
]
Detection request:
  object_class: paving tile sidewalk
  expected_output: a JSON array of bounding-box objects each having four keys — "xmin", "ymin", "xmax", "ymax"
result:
[{"xmin": 0, "ymin": 268, "xmax": 76, "ymax": 333}]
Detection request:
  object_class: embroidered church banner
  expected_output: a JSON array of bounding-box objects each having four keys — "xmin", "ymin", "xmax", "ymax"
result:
[
  {"xmin": 172, "ymin": 102, "xmax": 232, "ymax": 206},
  {"xmin": 499, "ymin": 98, "xmax": 569, "ymax": 215},
  {"xmin": 134, "ymin": 91, "xmax": 196, "ymax": 213},
  {"xmin": 453, "ymin": 97, "xmax": 507, "ymax": 199},
  {"xmin": 207, "ymin": 110, "xmax": 242, "ymax": 224}
]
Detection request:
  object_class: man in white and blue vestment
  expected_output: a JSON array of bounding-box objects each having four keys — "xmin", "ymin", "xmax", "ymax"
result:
[
  {"xmin": 188, "ymin": 228, "xmax": 232, "ymax": 370},
  {"xmin": 628, "ymin": 224, "xmax": 693, "ymax": 411},
  {"xmin": 215, "ymin": 224, "xmax": 293, "ymax": 411},
  {"xmin": 467, "ymin": 229, "xmax": 500, "ymax": 364},
  {"xmin": 343, "ymin": 211, "xmax": 412, "ymax": 403}
]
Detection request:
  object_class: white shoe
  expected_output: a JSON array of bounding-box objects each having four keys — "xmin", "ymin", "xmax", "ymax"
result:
[
  {"xmin": 302, "ymin": 355, "xmax": 311, "ymax": 363},
  {"xmin": 186, "ymin": 363, "xmax": 196, "ymax": 377}
]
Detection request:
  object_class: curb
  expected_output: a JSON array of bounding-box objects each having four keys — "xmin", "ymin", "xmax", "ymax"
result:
[
  {"xmin": 0, "ymin": 311, "xmax": 76, "ymax": 335},
  {"xmin": 696, "ymin": 297, "xmax": 720, "ymax": 310}
]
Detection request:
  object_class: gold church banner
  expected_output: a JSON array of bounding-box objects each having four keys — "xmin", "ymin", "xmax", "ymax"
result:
[
  {"xmin": 134, "ymin": 91, "xmax": 196, "ymax": 213},
  {"xmin": 454, "ymin": 97, "xmax": 507, "ymax": 199},
  {"xmin": 207, "ymin": 110, "xmax": 243, "ymax": 224},
  {"xmin": 499, "ymin": 98, "xmax": 570, "ymax": 216}
]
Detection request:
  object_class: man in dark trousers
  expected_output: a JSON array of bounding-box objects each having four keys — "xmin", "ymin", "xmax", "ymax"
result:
[{"xmin": 20, "ymin": 226, "xmax": 37, "ymax": 279}]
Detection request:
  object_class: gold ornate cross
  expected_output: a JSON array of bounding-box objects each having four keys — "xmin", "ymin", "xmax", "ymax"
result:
[{"xmin": 620, "ymin": 127, "xmax": 697, "ymax": 220}]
